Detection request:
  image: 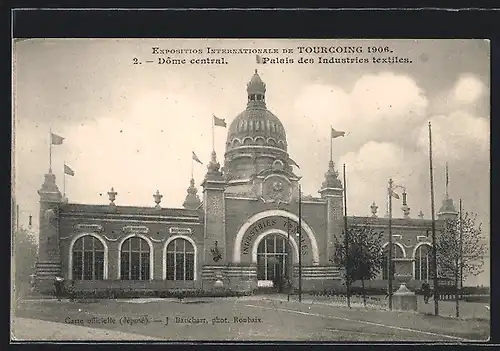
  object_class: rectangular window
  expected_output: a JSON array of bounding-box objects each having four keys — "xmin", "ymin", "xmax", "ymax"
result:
[
  {"xmin": 166, "ymin": 252, "xmax": 175, "ymax": 280},
  {"xmin": 121, "ymin": 253, "xmax": 130, "ymax": 280},
  {"xmin": 185, "ymin": 253, "xmax": 195, "ymax": 280},
  {"xmin": 73, "ymin": 252, "xmax": 83, "ymax": 280}
]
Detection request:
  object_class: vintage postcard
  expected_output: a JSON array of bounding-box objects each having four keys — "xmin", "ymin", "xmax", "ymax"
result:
[{"xmin": 11, "ymin": 38, "xmax": 490, "ymax": 342}]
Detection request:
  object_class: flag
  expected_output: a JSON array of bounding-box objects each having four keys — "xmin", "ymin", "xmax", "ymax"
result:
[
  {"xmin": 256, "ymin": 54, "xmax": 263, "ymax": 64},
  {"xmin": 213, "ymin": 115, "xmax": 227, "ymax": 128},
  {"xmin": 64, "ymin": 164, "xmax": 75, "ymax": 176},
  {"xmin": 389, "ymin": 188, "xmax": 400, "ymax": 199},
  {"xmin": 192, "ymin": 151, "xmax": 203, "ymax": 165},
  {"xmin": 51, "ymin": 133, "xmax": 65, "ymax": 145},
  {"xmin": 331, "ymin": 127, "xmax": 345, "ymax": 139}
]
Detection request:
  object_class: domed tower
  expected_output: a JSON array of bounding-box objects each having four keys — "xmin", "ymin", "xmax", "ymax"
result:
[{"xmin": 224, "ymin": 70, "xmax": 300, "ymax": 196}]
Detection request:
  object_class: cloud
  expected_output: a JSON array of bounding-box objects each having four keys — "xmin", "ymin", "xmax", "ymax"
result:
[
  {"xmin": 415, "ymin": 111, "xmax": 489, "ymax": 163},
  {"xmin": 451, "ymin": 74, "xmax": 486, "ymax": 104},
  {"xmin": 292, "ymin": 72, "xmax": 429, "ymax": 145},
  {"xmin": 350, "ymin": 72, "xmax": 428, "ymax": 122},
  {"xmin": 337, "ymin": 141, "xmax": 422, "ymax": 216},
  {"xmin": 52, "ymin": 90, "xmax": 215, "ymax": 207}
]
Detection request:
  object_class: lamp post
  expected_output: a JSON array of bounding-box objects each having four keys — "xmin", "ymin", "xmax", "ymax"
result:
[
  {"xmin": 387, "ymin": 180, "xmax": 405, "ymax": 311},
  {"xmin": 296, "ymin": 184, "xmax": 303, "ymax": 303},
  {"xmin": 287, "ymin": 216, "xmax": 291, "ymax": 302}
]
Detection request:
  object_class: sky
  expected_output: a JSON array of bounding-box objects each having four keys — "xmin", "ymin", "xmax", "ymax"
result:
[{"xmin": 12, "ymin": 39, "xmax": 490, "ymax": 286}]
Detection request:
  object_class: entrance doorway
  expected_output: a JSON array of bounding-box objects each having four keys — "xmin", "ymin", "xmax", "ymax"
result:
[{"xmin": 256, "ymin": 234, "xmax": 291, "ymax": 293}]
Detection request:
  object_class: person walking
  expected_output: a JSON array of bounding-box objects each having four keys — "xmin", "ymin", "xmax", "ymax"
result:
[
  {"xmin": 53, "ymin": 277, "xmax": 64, "ymax": 301},
  {"xmin": 421, "ymin": 281, "xmax": 431, "ymax": 304},
  {"xmin": 67, "ymin": 280, "xmax": 76, "ymax": 302}
]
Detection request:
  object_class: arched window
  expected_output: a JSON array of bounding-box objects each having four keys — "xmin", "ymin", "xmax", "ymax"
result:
[
  {"xmin": 120, "ymin": 237, "xmax": 150, "ymax": 280},
  {"xmin": 414, "ymin": 244, "xmax": 434, "ymax": 281},
  {"xmin": 382, "ymin": 244, "xmax": 404, "ymax": 280},
  {"xmin": 72, "ymin": 235, "xmax": 105, "ymax": 280},
  {"xmin": 257, "ymin": 234, "xmax": 290, "ymax": 282},
  {"xmin": 166, "ymin": 238, "xmax": 195, "ymax": 281}
]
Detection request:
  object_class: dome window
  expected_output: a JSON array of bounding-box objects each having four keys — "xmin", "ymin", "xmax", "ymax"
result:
[{"xmin": 272, "ymin": 159, "xmax": 285, "ymax": 171}]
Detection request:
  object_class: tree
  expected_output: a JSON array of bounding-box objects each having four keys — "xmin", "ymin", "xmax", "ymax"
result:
[
  {"xmin": 436, "ymin": 211, "xmax": 487, "ymax": 317},
  {"xmin": 13, "ymin": 227, "xmax": 38, "ymax": 299},
  {"xmin": 333, "ymin": 223, "xmax": 385, "ymax": 307}
]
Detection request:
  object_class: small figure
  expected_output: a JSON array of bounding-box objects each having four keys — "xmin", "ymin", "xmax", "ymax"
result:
[
  {"xmin": 67, "ymin": 280, "xmax": 76, "ymax": 302},
  {"xmin": 54, "ymin": 276, "xmax": 64, "ymax": 301},
  {"xmin": 421, "ymin": 281, "xmax": 431, "ymax": 304}
]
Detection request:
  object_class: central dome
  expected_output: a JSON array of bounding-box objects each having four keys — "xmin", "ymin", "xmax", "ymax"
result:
[
  {"xmin": 224, "ymin": 70, "xmax": 292, "ymax": 184},
  {"xmin": 226, "ymin": 70, "xmax": 287, "ymax": 153}
]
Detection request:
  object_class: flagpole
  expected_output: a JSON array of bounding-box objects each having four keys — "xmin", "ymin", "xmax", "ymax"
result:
[
  {"xmin": 212, "ymin": 116, "xmax": 215, "ymax": 152},
  {"xmin": 330, "ymin": 126, "xmax": 333, "ymax": 162},
  {"xmin": 298, "ymin": 184, "xmax": 302, "ymax": 303},
  {"xmin": 343, "ymin": 164, "xmax": 351, "ymax": 308},
  {"xmin": 459, "ymin": 199, "xmax": 463, "ymax": 291},
  {"xmin": 287, "ymin": 217, "xmax": 290, "ymax": 302},
  {"xmin": 388, "ymin": 178, "xmax": 393, "ymax": 311},
  {"xmin": 446, "ymin": 162, "xmax": 449, "ymax": 199},
  {"xmin": 63, "ymin": 161, "xmax": 66, "ymax": 198},
  {"xmin": 191, "ymin": 156, "xmax": 194, "ymax": 179},
  {"xmin": 16, "ymin": 204, "xmax": 19, "ymax": 232},
  {"xmin": 49, "ymin": 129, "xmax": 52, "ymax": 172},
  {"xmin": 428, "ymin": 121, "xmax": 439, "ymax": 316}
]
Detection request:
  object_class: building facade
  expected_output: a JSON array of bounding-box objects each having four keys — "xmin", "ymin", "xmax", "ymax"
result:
[{"xmin": 34, "ymin": 70, "xmax": 458, "ymax": 294}]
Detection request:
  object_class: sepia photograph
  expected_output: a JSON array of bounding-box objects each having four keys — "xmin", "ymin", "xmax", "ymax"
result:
[{"xmin": 11, "ymin": 38, "xmax": 490, "ymax": 342}]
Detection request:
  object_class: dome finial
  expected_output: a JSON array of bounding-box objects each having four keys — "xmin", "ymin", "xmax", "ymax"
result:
[{"xmin": 255, "ymin": 69, "xmax": 258, "ymax": 74}]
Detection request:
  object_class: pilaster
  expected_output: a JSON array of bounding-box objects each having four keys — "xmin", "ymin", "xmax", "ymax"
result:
[
  {"xmin": 318, "ymin": 161, "xmax": 344, "ymax": 265},
  {"xmin": 202, "ymin": 152, "xmax": 227, "ymax": 267},
  {"xmin": 35, "ymin": 171, "xmax": 63, "ymax": 293}
]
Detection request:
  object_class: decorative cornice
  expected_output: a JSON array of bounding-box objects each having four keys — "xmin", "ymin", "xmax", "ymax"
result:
[
  {"xmin": 319, "ymin": 187, "xmax": 343, "ymax": 192},
  {"xmin": 226, "ymin": 145, "xmax": 288, "ymax": 154},
  {"xmin": 437, "ymin": 211, "xmax": 459, "ymax": 215},
  {"xmin": 60, "ymin": 212, "xmax": 199, "ymax": 222},
  {"xmin": 227, "ymin": 178, "xmax": 252, "ymax": 184},
  {"xmin": 225, "ymin": 196, "xmax": 259, "ymax": 201}
]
